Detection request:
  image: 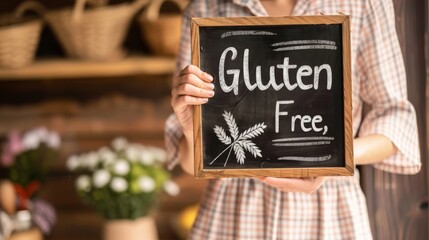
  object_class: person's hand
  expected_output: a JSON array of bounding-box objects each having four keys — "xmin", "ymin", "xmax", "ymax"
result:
[
  {"xmin": 171, "ymin": 65, "xmax": 215, "ymax": 135},
  {"xmin": 258, "ymin": 177, "xmax": 328, "ymax": 194}
]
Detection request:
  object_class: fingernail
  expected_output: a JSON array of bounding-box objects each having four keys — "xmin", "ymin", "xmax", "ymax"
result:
[
  {"xmin": 207, "ymin": 83, "xmax": 215, "ymax": 89},
  {"xmin": 204, "ymin": 72, "xmax": 213, "ymax": 81},
  {"xmin": 202, "ymin": 98, "xmax": 209, "ymax": 103},
  {"xmin": 208, "ymin": 90, "xmax": 215, "ymax": 97}
]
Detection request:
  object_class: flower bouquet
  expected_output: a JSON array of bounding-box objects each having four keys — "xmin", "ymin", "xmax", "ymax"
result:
[
  {"xmin": 1, "ymin": 127, "xmax": 60, "ymax": 210},
  {"xmin": 67, "ymin": 137, "xmax": 179, "ymax": 220},
  {"xmin": 0, "ymin": 127, "xmax": 59, "ymax": 238}
]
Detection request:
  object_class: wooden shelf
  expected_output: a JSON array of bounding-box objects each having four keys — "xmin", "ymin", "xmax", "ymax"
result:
[{"xmin": 0, "ymin": 56, "xmax": 176, "ymax": 80}]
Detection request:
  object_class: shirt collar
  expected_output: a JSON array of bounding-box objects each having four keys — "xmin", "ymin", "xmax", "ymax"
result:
[{"xmin": 232, "ymin": 0, "xmax": 310, "ymax": 17}]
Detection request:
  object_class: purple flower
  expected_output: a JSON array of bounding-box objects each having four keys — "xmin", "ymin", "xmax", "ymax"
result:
[
  {"xmin": 31, "ymin": 198, "xmax": 57, "ymax": 235},
  {"xmin": 1, "ymin": 131, "xmax": 24, "ymax": 166}
]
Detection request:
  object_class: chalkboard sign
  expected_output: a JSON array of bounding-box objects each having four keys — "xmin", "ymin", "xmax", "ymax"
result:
[{"xmin": 191, "ymin": 16, "xmax": 353, "ymax": 178}]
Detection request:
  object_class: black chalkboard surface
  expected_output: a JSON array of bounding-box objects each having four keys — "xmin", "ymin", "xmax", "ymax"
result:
[{"xmin": 191, "ymin": 16, "xmax": 353, "ymax": 178}]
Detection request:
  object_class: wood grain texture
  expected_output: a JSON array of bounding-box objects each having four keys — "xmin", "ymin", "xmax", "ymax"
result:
[
  {"xmin": 342, "ymin": 16, "xmax": 354, "ymax": 177},
  {"xmin": 191, "ymin": 19, "xmax": 204, "ymax": 177},
  {"xmin": 193, "ymin": 105, "xmax": 203, "ymax": 177},
  {"xmin": 196, "ymin": 167, "xmax": 352, "ymax": 179},
  {"xmin": 192, "ymin": 15, "xmax": 348, "ymax": 27},
  {"xmin": 0, "ymin": 56, "xmax": 175, "ymax": 80},
  {"xmin": 360, "ymin": 1, "xmax": 428, "ymax": 239}
]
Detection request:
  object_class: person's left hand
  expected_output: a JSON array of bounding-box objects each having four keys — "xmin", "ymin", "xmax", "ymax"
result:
[{"xmin": 258, "ymin": 177, "xmax": 328, "ymax": 194}]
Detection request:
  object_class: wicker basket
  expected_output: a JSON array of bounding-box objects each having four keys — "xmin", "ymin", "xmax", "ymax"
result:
[
  {"xmin": 45, "ymin": 0, "xmax": 149, "ymax": 61},
  {"xmin": 0, "ymin": 1, "xmax": 44, "ymax": 68},
  {"xmin": 138, "ymin": 0, "xmax": 186, "ymax": 56}
]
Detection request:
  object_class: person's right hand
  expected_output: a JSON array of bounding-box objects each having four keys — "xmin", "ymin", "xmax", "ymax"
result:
[{"xmin": 171, "ymin": 65, "xmax": 215, "ymax": 136}]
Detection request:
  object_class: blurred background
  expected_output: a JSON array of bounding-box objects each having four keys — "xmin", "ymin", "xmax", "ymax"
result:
[
  {"xmin": 0, "ymin": 0, "xmax": 206, "ymax": 239},
  {"xmin": 0, "ymin": 0, "xmax": 427, "ymax": 240}
]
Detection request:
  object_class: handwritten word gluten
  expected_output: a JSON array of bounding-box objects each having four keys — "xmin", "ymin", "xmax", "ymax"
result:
[{"xmin": 219, "ymin": 47, "xmax": 332, "ymax": 95}]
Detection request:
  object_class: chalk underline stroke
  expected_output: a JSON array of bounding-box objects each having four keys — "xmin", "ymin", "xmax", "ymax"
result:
[
  {"xmin": 221, "ymin": 30, "xmax": 277, "ymax": 39},
  {"xmin": 272, "ymin": 39, "xmax": 337, "ymax": 51},
  {"xmin": 273, "ymin": 136, "xmax": 335, "ymax": 142},
  {"xmin": 273, "ymin": 137, "xmax": 334, "ymax": 161},
  {"xmin": 274, "ymin": 45, "xmax": 337, "ymax": 51},
  {"xmin": 278, "ymin": 154, "xmax": 332, "ymax": 162},
  {"xmin": 272, "ymin": 137, "xmax": 334, "ymax": 146},
  {"xmin": 273, "ymin": 141, "xmax": 331, "ymax": 146},
  {"xmin": 272, "ymin": 40, "xmax": 336, "ymax": 46}
]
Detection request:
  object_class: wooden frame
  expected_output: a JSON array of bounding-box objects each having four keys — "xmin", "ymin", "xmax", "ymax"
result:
[{"xmin": 191, "ymin": 16, "xmax": 353, "ymax": 178}]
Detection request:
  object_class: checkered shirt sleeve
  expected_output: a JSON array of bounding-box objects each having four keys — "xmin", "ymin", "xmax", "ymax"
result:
[
  {"xmin": 356, "ymin": 0, "xmax": 421, "ymax": 174},
  {"xmin": 164, "ymin": 5, "xmax": 195, "ymax": 170}
]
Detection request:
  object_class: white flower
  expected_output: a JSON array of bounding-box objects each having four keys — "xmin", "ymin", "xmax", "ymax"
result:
[
  {"xmin": 93, "ymin": 170, "xmax": 111, "ymax": 188},
  {"xmin": 67, "ymin": 155, "xmax": 80, "ymax": 171},
  {"xmin": 98, "ymin": 147, "xmax": 116, "ymax": 167},
  {"xmin": 22, "ymin": 127, "xmax": 61, "ymax": 150},
  {"xmin": 112, "ymin": 159, "xmax": 130, "ymax": 175},
  {"xmin": 112, "ymin": 137, "xmax": 128, "ymax": 151},
  {"xmin": 85, "ymin": 152, "xmax": 99, "ymax": 170},
  {"xmin": 110, "ymin": 177, "xmax": 128, "ymax": 192},
  {"xmin": 138, "ymin": 176, "xmax": 155, "ymax": 192},
  {"xmin": 140, "ymin": 150, "xmax": 155, "ymax": 165},
  {"xmin": 149, "ymin": 147, "xmax": 167, "ymax": 163},
  {"xmin": 98, "ymin": 147, "xmax": 114, "ymax": 159},
  {"xmin": 102, "ymin": 156, "xmax": 115, "ymax": 167},
  {"xmin": 76, "ymin": 175, "xmax": 91, "ymax": 192},
  {"xmin": 22, "ymin": 131, "xmax": 41, "ymax": 150},
  {"xmin": 125, "ymin": 144, "xmax": 140, "ymax": 162},
  {"xmin": 33, "ymin": 127, "xmax": 49, "ymax": 139},
  {"xmin": 45, "ymin": 132, "xmax": 61, "ymax": 149},
  {"xmin": 164, "ymin": 181, "xmax": 180, "ymax": 196}
]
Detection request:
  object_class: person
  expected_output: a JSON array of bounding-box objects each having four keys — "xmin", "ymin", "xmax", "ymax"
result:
[{"xmin": 165, "ymin": 0, "xmax": 422, "ymax": 239}]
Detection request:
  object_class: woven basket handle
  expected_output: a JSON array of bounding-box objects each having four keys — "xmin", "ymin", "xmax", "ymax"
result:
[
  {"xmin": 72, "ymin": 0, "xmax": 109, "ymax": 22},
  {"xmin": 143, "ymin": 0, "xmax": 186, "ymax": 21},
  {"xmin": 14, "ymin": 1, "xmax": 46, "ymax": 19},
  {"xmin": 131, "ymin": 0, "xmax": 151, "ymax": 14},
  {"xmin": 72, "ymin": 0, "xmax": 148, "ymax": 21}
]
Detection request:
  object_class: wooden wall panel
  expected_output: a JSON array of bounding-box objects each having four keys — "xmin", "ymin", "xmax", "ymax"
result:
[
  {"xmin": 360, "ymin": 1, "xmax": 428, "ymax": 239},
  {"xmin": 0, "ymin": 94, "xmax": 171, "ymax": 168}
]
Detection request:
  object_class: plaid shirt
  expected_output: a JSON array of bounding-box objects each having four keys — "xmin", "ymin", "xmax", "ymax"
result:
[{"xmin": 165, "ymin": 0, "xmax": 421, "ymax": 239}]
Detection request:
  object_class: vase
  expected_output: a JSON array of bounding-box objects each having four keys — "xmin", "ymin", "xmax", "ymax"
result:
[
  {"xmin": 103, "ymin": 216, "xmax": 158, "ymax": 240},
  {"xmin": 8, "ymin": 210, "xmax": 43, "ymax": 240},
  {"xmin": 8, "ymin": 227, "xmax": 43, "ymax": 240}
]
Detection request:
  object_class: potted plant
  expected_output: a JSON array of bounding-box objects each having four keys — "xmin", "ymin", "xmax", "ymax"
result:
[
  {"xmin": 0, "ymin": 127, "xmax": 59, "ymax": 239},
  {"xmin": 67, "ymin": 137, "xmax": 179, "ymax": 240}
]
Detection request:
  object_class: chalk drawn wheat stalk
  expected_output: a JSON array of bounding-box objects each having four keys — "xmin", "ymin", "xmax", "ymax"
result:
[{"xmin": 210, "ymin": 111, "xmax": 267, "ymax": 167}]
